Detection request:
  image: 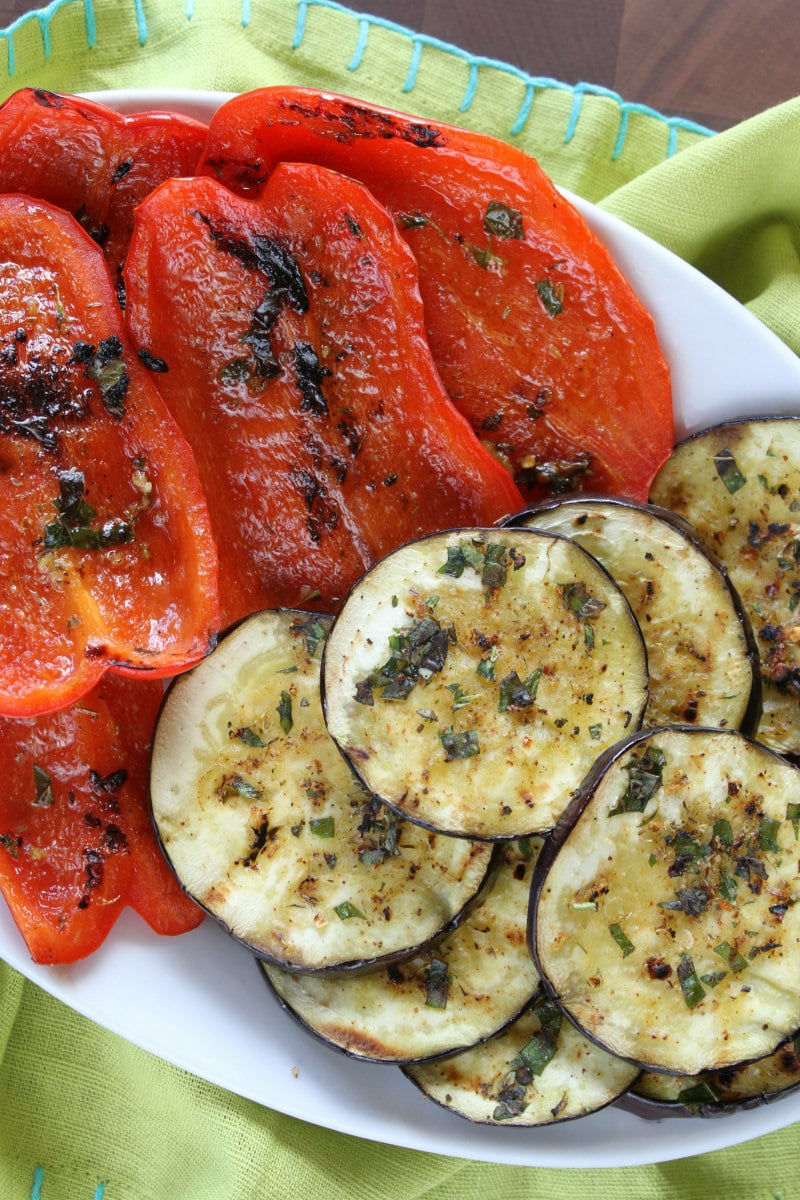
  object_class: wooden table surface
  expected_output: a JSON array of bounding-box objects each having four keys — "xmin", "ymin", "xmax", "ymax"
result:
[{"xmin": 0, "ymin": 0, "xmax": 797, "ymax": 131}]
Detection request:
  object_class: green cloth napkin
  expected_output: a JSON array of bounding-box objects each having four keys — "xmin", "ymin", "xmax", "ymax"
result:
[{"xmin": 2, "ymin": 1, "xmax": 800, "ymax": 1197}]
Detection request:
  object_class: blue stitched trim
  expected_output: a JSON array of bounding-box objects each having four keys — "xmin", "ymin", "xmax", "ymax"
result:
[
  {"xmin": 293, "ymin": 0, "xmax": 714, "ymax": 157},
  {"xmin": 31, "ymin": 1167, "xmax": 106, "ymax": 1199},
  {"xmin": 0, "ymin": 0, "xmax": 96, "ymax": 73},
  {"xmin": 0, "ymin": 0, "xmax": 714, "ymax": 159}
]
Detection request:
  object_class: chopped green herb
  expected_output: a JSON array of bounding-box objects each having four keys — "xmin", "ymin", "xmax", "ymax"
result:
[
  {"xmin": 677, "ymin": 956, "xmax": 705, "ymax": 1008},
  {"xmin": 43, "ymin": 469, "xmax": 134, "ymax": 552},
  {"xmin": 425, "ymin": 957, "xmax": 450, "ymax": 1008},
  {"xmin": 482, "ymin": 543, "xmax": 509, "ymax": 590},
  {"xmin": 484, "ymin": 201, "xmax": 524, "ymax": 240},
  {"xmin": 32, "ymin": 764, "xmax": 54, "ymax": 807},
  {"xmin": 74, "ymin": 336, "xmax": 129, "ymax": 418},
  {"xmin": 498, "ymin": 668, "xmax": 541, "ymax": 712},
  {"xmin": 589, "ymin": 723, "xmax": 603, "ymax": 740},
  {"xmin": 309, "ymin": 817, "xmax": 335, "ymax": 838},
  {"xmin": 334, "ymin": 900, "xmax": 364, "ymax": 920},
  {"xmin": 277, "ymin": 690, "xmax": 293, "ymax": 735},
  {"xmin": 788, "ymin": 801, "xmax": 800, "ymax": 839},
  {"xmin": 609, "ymin": 745, "xmax": 666, "ymax": 815},
  {"xmin": 535, "ymin": 278, "xmax": 564, "ymax": 317},
  {"xmin": 439, "ymin": 727, "xmax": 480, "ymax": 760},
  {"xmin": 700, "ymin": 971, "xmax": 727, "ymax": 988},
  {"xmin": 758, "ymin": 816, "xmax": 781, "ymax": 854},
  {"xmin": 560, "ymin": 580, "xmax": 606, "ymax": 620},
  {"xmin": 290, "ymin": 615, "xmax": 328, "ymax": 656},
  {"xmin": 476, "ymin": 645, "xmax": 499, "ymax": 680},
  {"xmin": 437, "ymin": 539, "xmax": 484, "ymax": 578},
  {"xmin": 396, "ymin": 211, "xmax": 429, "ymax": 230},
  {"xmin": 514, "ymin": 996, "xmax": 562, "ymax": 1074},
  {"xmin": 219, "ymin": 773, "xmax": 263, "ymax": 802},
  {"xmin": 355, "ymin": 616, "xmax": 455, "ymax": 704},
  {"xmin": 446, "ymin": 683, "xmax": 479, "ymax": 710},
  {"xmin": 712, "ymin": 816, "xmax": 734, "ymax": 848},
  {"xmin": 713, "ymin": 448, "xmax": 747, "ymax": 493},
  {"xmin": 719, "ymin": 873, "xmax": 739, "ymax": 903},
  {"xmin": 714, "ymin": 941, "xmax": 749, "ymax": 973},
  {"xmin": 608, "ymin": 922, "xmax": 635, "ymax": 957},
  {"xmin": 233, "ymin": 726, "xmax": 267, "ymax": 748},
  {"xmin": 677, "ymin": 1080, "xmax": 721, "ymax": 1108},
  {"xmin": 0, "ymin": 834, "xmax": 20, "ymax": 858},
  {"xmin": 470, "ymin": 245, "xmax": 497, "ymax": 270},
  {"xmin": 660, "ymin": 887, "xmax": 709, "ymax": 916}
]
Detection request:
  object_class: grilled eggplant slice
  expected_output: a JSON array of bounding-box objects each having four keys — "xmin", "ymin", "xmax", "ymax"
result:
[
  {"xmin": 322, "ymin": 528, "xmax": 648, "ymax": 839},
  {"xmin": 403, "ymin": 987, "xmax": 639, "ymax": 1125},
  {"xmin": 508, "ymin": 497, "xmax": 760, "ymax": 733},
  {"xmin": 650, "ymin": 416, "xmax": 800, "ymax": 756},
  {"xmin": 530, "ymin": 726, "xmax": 800, "ymax": 1076},
  {"xmin": 631, "ymin": 1035, "xmax": 800, "ymax": 1115},
  {"xmin": 149, "ymin": 609, "xmax": 493, "ymax": 972},
  {"xmin": 261, "ymin": 839, "xmax": 541, "ymax": 1063}
]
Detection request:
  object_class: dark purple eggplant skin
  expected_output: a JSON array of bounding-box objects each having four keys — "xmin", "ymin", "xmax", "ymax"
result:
[
  {"xmin": 526, "ymin": 724, "xmax": 800, "ymax": 1074},
  {"xmin": 501, "ymin": 493, "xmax": 763, "ymax": 739}
]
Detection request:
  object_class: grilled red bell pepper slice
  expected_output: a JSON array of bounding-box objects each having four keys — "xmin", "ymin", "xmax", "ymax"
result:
[
  {"xmin": 0, "ymin": 673, "xmax": 202, "ymax": 964},
  {"xmin": 0, "ymin": 88, "xmax": 208, "ymax": 292},
  {"xmin": 123, "ymin": 165, "xmax": 524, "ymax": 625},
  {"xmin": 198, "ymin": 87, "xmax": 673, "ymax": 503},
  {"xmin": 0, "ymin": 194, "xmax": 220, "ymax": 717}
]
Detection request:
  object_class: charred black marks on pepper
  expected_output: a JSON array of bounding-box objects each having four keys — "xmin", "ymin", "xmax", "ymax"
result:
[
  {"xmin": 0, "ymin": 332, "xmax": 91, "ymax": 452},
  {"xmin": 294, "ymin": 342, "xmax": 331, "ymax": 416},
  {"xmin": 137, "ymin": 347, "xmax": 169, "ymax": 373},
  {"xmin": 194, "ymin": 210, "xmax": 314, "ymax": 388},
  {"xmin": 283, "ymin": 98, "xmax": 444, "ymax": 148},
  {"xmin": 72, "ymin": 336, "xmax": 129, "ymax": 419},
  {"xmin": 289, "ymin": 466, "xmax": 340, "ymax": 543}
]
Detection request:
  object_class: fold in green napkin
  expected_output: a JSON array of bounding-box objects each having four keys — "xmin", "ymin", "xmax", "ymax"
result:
[{"xmin": 1, "ymin": 2, "xmax": 799, "ymax": 1197}]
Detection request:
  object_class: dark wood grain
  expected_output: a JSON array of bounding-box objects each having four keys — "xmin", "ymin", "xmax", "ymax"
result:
[{"xmin": 0, "ymin": 0, "xmax": 797, "ymax": 130}]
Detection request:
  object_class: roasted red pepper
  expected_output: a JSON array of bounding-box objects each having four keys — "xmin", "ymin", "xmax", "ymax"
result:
[
  {"xmin": 199, "ymin": 87, "xmax": 673, "ymax": 502},
  {"xmin": 0, "ymin": 672, "xmax": 202, "ymax": 964},
  {"xmin": 0, "ymin": 88, "xmax": 208, "ymax": 291},
  {"xmin": 0, "ymin": 194, "xmax": 220, "ymax": 717},
  {"xmin": 123, "ymin": 165, "xmax": 523, "ymax": 625}
]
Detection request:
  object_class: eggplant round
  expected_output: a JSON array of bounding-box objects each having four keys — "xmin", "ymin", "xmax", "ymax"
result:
[
  {"xmin": 507, "ymin": 495, "xmax": 761, "ymax": 734},
  {"xmin": 631, "ymin": 1033, "xmax": 800, "ymax": 1116},
  {"xmin": 529, "ymin": 726, "xmax": 800, "ymax": 1076},
  {"xmin": 322, "ymin": 527, "xmax": 648, "ymax": 839},
  {"xmin": 649, "ymin": 415, "xmax": 800, "ymax": 757},
  {"xmin": 149, "ymin": 609, "xmax": 493, "ymax": 972},
  {"xmin": 260, "ymin": 839, "xmax": 541, "ymax": 1063},
  {"xmin": 402, "ymin": 988, "xmax": 639, "ymax": 1126}
]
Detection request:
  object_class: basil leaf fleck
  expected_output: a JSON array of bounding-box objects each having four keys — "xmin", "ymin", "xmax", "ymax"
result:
[{"xmin": 484, "ymin": 201, "xmax": 524, "ymax": 240}]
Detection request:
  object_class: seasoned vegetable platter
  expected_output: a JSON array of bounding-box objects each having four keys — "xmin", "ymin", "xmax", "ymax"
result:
[{"xmin": 2, "ymin": 87, "xmax": 800, "ymax": 1168}]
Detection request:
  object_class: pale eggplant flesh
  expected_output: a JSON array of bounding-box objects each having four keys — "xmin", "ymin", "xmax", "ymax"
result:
[
  {"xmin": 322, "ymin": 527, "xmax": 648, "ymax": 839},
  {"xmin": 529, "ymin": 726, "xmax": 800, "ymax": 1077},
  {"xmin": 650, "ymin": 415, "xmax": 800, "ymax": 757},
  {"xmin": 507, "ymin": 495, "xmax": 761, "ymax": 735},
  {"xmin": 149, "ymin": 609, "xmax": 493, "ymax": 973},
  {"xmin": 402, "ymin": 987, "xmax": 639, "ymax": 1126},
  {"xmin": 260, "ymin": 839, "xmax": 541, "ymax": 1064}
]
